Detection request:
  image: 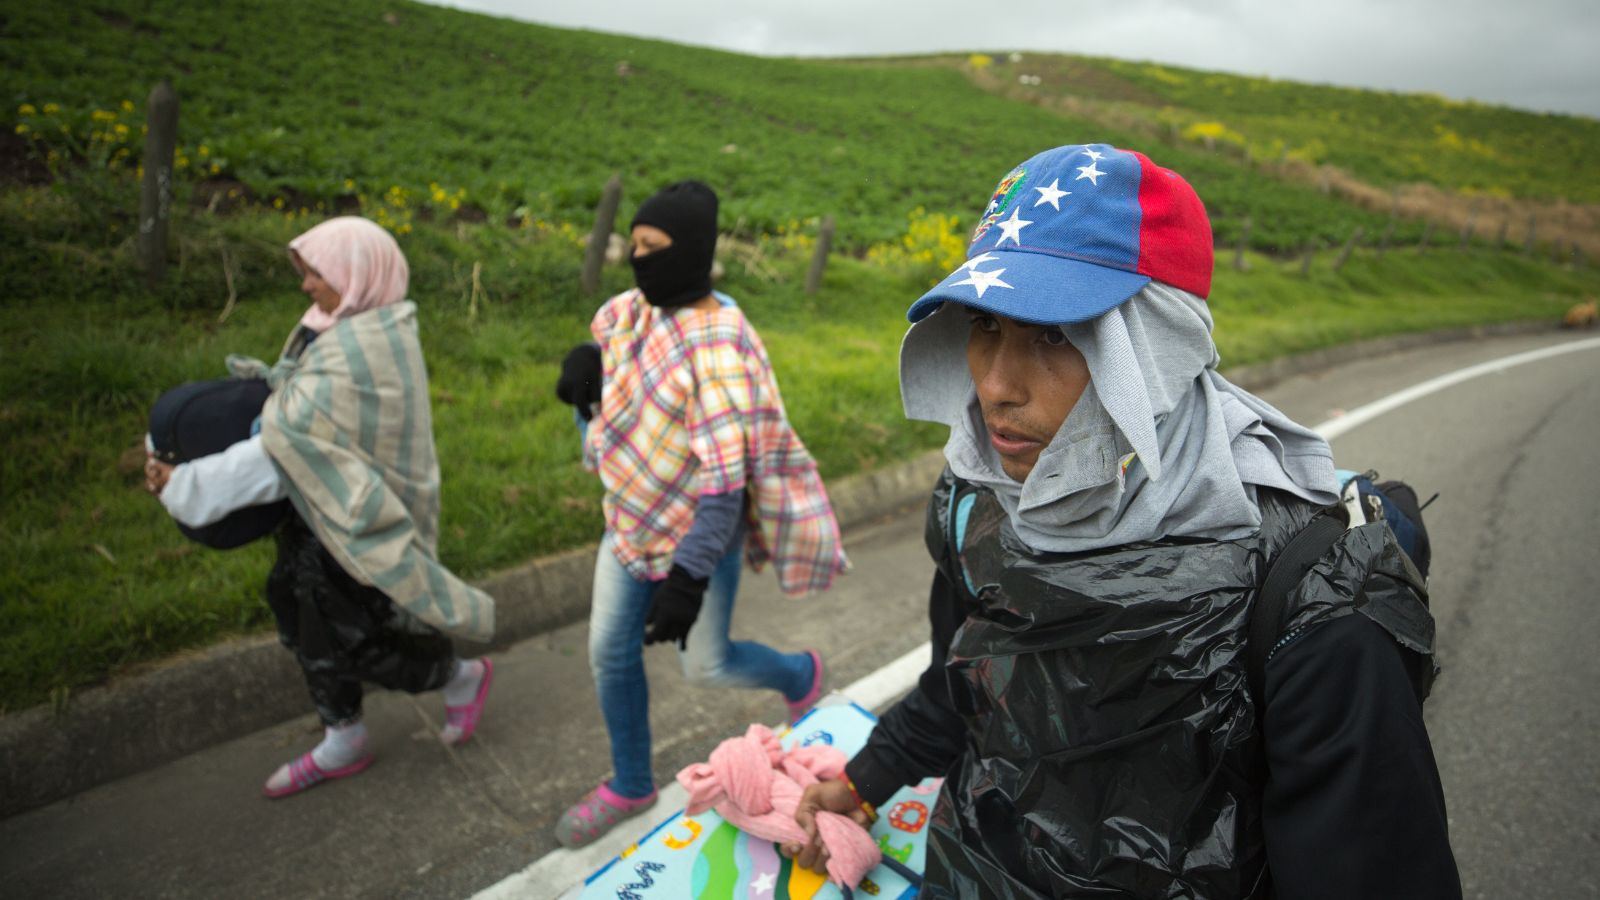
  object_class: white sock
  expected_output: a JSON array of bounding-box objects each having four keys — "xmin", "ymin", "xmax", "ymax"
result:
[
  {"xmin": 310, "ymin": 721, "xmax": 369, "ymax": 770},
  {"xmin": 443, "ymin": 659, "xmax": 484, "ymax": 706}
]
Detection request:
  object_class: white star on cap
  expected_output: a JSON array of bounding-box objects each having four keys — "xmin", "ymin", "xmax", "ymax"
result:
[
  {"xmin": 1033, "ymin": 178, "xmax": 1070, "ymax": 210},
  {"xmin": 752, "ymin": 872, "xmax": 775, "ymax": 894},
  {"xmin": 1082, "ymin": 148, "xmax": 1105, "ymax": 161},
  {"xmin": 959, "ymin": 252, "xmax": 1000, "ymax": 272},
  {"xmin": 1075, "ymin": 161, "xmax": 1105, "ymax": 185},
  {"xmin": 995, "ymin": 207, "xmax": 1032, "ymax": 245},
  {"xmin": 954, "ymin": 267, "xmax": 1013, "ymax": 298}
]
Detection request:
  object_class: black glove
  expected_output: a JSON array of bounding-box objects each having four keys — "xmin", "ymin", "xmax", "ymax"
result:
[
  {"xmin": 555, "ymin": 342, "xmax": 602, "ymax": 420},
  {"xmin": 644, "ymin": 565, "xmax": 709, "ymax": 650}
]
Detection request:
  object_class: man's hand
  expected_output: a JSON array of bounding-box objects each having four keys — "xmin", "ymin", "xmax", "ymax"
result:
[
  {"xmin": 782, "ymin": 779, "xmax": 874, "ymax": 876},
  {"xmin": 145, "ymin": 455, "xmax": 175, "ymax": 496},
  {"xmin": 554, "ymin": 342, "xmax": 602, "ymax": 420},
  {"xmin": 643, "ymin": 565, "xmax": 708, "ymax": 650}
]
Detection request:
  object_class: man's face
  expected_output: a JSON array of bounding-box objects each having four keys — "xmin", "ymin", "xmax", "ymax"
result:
[{"xmin": 965, "ymin": 308, "xmax": 1091, "ymax": 482}]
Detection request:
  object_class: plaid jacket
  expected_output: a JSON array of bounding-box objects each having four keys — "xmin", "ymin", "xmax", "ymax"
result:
[{"xmin": 584, "ymin": 290, "xmax": 848, "ymax": 596}]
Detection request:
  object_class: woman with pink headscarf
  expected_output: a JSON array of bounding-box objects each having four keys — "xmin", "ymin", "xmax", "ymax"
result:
[{"xmin": 145, "ymin": 217, "xmax": 495, "ymax": 798}]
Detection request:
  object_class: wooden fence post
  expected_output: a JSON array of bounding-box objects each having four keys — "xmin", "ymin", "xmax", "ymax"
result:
[
  {"xmin": 1416, "ymin": 221, "xmax": 1434, "ymax": 254},
  {"xmin": 1458, "ymin": 218, "xmax": 1474, "ymax": 252},
  {"xmin": 1333, "ymin": 226, "xmax": 1364, "ymax": 273},
  {"xmin": 580, "ymin": 174, "xmax": 623, "ymax": 296},
  {"xmin": 1299, "ymin": 239, "xmax": 1317, "ymax": 277},
  {"xmin": 138, "ymin": 81, "xmax": 179, "ymax": 287},
  {"xmin": 1523, "ymin": 216, "xmax": 1536, "ymax": 257},
  {"xmin": 1496, "ymin": 217, "xmax": 1509, "ymax": 249},
  {"xmin": 805, "ymin": 215, "xmax": 835, "ymax": 295},
  {"xmin": 1233, "ymin": 216, "xmax": 1251, "ymax": 271},
  {"xmin": 1376, "ymin": 218, "xmax": 1396, "ymax": 258}
]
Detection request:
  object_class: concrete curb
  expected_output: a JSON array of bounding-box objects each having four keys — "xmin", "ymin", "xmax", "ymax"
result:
[{"xmin": 0, "ymin": 320, "xmax": 1560, "ymax": 819}]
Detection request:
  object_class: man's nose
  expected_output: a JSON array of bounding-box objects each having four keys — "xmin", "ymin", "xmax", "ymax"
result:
[{"xmin": 974, "ymin": 346, "xmax": 1029, "ymax": 408}]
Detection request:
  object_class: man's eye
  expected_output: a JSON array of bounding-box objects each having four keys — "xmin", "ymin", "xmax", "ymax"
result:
[
  {"xmin": 968, "ymin": 314, "xmax": 999, "ymax": 332},
  {"xmin": 1040, "ymin": 328, "xmax": 1069, "ymax": 346}
]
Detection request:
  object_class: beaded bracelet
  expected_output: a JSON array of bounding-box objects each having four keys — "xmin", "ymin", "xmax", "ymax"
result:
[{"xmin": 844, "ymin": 777, "xmax": 879, "ymax": 824}]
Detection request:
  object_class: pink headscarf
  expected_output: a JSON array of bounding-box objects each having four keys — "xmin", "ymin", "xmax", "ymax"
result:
[{"xmin": 289, "ymin": 216, "xmax": 410, "ymax": 332}]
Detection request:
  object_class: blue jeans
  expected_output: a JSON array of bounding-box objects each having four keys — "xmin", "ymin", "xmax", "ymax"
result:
[{"xmin": 588, "ymin": 538, "xmax": 815, "ymax": 799}]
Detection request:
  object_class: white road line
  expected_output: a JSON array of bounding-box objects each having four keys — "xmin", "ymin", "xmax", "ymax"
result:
[
  {"xmin": 1312, "ymin": 336, "xmax": 1600, "ymax": 441},
  {"xmin": 478, "ymin": 334, "xmax": 1600, "ymax": 899}
]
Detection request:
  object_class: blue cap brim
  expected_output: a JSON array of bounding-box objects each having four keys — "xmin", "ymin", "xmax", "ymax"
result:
[{"xmin": 906, "ymin": 250, "xmax": 1151, "ymax": 325}]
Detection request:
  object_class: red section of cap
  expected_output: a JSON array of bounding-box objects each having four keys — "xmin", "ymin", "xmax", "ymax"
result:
[{"xmin": 1130, "ymin": 150, "xmax": 1213, "ymax": 299}]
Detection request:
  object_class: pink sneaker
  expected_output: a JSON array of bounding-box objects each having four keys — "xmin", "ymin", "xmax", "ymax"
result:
[
  {"xmin": 786, "ymin": 650, "xmax": 825, "ymax": 725},
  {"xmin": 262, "ymin": 751, "xmax": 374, "ymax": 799},
  {"xmin": 555, "ymin": 782, "xmax": 658, "ymax": 848},
  {"xmin": 441, "ymin": 657, "xmax": 494, "ymax": 747}
]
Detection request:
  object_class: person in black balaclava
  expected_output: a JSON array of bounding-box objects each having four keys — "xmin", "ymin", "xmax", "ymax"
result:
[
  {"xmin": 550, "ymin": 180, "xmax": 848, "ymax": 849},
  {"xmin": 554, "ymin": 180, "xmax": 719, "ymax": 418},
  {"xmin": 628, "ymin": 179, "xmax": 719, "ymax": 307}
]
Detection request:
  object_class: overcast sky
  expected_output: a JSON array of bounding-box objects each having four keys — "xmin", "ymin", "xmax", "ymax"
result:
[{"xmin": 430, "ymin": 0, "xmax": 1600, "ymax": 119}]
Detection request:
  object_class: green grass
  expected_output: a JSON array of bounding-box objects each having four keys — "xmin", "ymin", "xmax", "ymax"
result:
[
  {"xmin": 2, "ymin": 0, "xmax": 1598, "ymax": 713},
  {"xmin": 969, "ymin": 53, "xmax": 1600, "ymax": 203}
]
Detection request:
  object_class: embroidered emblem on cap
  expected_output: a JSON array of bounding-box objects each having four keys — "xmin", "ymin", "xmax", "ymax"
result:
[{"xmin": 971, "ymin": 168, "xmax": 1027, "ymax": 245}]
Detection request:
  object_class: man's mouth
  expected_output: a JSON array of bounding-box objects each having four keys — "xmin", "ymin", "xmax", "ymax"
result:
[{"xmin": 987, "ymin": 421, "xmax": 1043, "ymax": 455}]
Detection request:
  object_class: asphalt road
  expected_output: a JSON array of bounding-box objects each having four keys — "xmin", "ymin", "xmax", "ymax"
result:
[{"xmin": 2, "ymin": 330, "xmax": 1596, "ymax": 899}]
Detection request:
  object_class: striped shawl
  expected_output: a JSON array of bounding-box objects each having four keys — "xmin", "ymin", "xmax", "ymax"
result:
[{"xmin": 256, "ymin": 302, "xmax": 494, "ymax": 641}]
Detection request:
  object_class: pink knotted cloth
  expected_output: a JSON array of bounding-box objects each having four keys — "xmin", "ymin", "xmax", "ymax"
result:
[{"xmin": 676, "ymin": 723, "xmax": 882, "ymax": 887}]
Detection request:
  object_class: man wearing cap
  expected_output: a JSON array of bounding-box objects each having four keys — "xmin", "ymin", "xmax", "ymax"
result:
[{"xmin": 787, "ymin": 145, "xmax": 1460, "ymax": 897}]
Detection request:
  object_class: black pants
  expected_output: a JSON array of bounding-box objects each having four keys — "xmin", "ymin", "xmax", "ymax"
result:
[{"xmin": 265, "ymin": 513, "xmax": 456, "ymax": 726}]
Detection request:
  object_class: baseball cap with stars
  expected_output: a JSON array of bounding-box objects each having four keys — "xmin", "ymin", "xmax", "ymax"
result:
[{"xmin": 906, "ymin": 143, "xmax": 1214, "ymax": 325}]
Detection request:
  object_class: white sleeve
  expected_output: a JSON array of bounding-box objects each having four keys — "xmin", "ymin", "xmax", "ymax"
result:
[{"xmin": 158, "ymin": 434, "xmax": 288, "ymax": 528}]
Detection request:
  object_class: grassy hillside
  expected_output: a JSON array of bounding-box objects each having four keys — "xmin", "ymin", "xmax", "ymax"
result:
[
  {"xmin": 957, "ymin": 53, "xmax": 1600, "ymax": 253},
  {"xmin": 1, "ymin": 0, "xmax": 1596, "ymax": 713}
]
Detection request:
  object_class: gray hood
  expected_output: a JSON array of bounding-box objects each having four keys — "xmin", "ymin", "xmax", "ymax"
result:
[{"xmin": 899, "ymin": 281, "xmax": 1338, "ymax": 553}]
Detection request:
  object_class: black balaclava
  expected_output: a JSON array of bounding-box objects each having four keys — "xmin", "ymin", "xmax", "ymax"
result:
[{"xmin": 629, "ymin": 180, "xmax": 718, "ymax": 308}]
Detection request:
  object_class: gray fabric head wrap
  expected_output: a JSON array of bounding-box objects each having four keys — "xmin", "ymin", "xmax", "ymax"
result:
[{"xmin": 899, "ymin": 282, "xmax": 1338, "ymax": 553}]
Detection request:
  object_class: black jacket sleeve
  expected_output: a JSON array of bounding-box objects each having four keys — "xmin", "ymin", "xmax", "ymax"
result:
[
  {"xmin": 1262, "ymin": 612, "xmax": 1462, "ymax": 900},
  {"xmin": 845, "ymin": 565, "xmax": 970, "ymax": 808}
]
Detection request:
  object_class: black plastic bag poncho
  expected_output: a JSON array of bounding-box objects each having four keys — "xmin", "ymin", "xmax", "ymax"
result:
[{"xmin": 918, "ymin": 469, "xmax": 1435, "ymax": 898}]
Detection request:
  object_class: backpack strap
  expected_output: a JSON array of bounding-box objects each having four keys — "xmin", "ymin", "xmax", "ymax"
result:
[{"xmin": 1246, "ymin": 509, "xmax": 1346, "ymax": 704}]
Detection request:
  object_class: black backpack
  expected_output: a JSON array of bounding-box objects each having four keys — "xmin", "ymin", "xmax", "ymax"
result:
[
  {"xmin": 1245, "ymin": 472, "xmax": 1434, "ymax": 702},
  {"xmin": 148, "ymin": 378, "xmax": 290, "ymax": 549}
]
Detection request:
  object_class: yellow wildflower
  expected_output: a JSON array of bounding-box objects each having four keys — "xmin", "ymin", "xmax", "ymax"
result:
[
  {"xmin": 18, "ymin": 103, "xmax": 36, "ymax": 116},
  {"xmin": 197, "ymin": 145, "xmax": 209, "ymax": 157},
  {"xmin": 273, "ymin": 197, "xmax": 285, "ymax": 209},
  {"xmin": 114, "ymin": 123, "xmax": 129, "ymax": 136},
  {"xmin": 121, "ymin": 100, "xmax": 135, "ymax": 112},
  {"xmin": 210, "ymin": 162, "xmax": 220, "ymax": 174},
  {"xmin": 91, "ymin": 109, "xmax": 116, "ymax": 122},
  {"xmin": 14, "ymin": 124, "xmax": 27, "ymax": 135},
  {"xmin": 43, "ymin": 103, "xmax": 58, "ymax": 114}
]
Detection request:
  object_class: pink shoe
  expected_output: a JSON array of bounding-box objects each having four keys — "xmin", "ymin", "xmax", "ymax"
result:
[
  {"xmin": 262, "ymin": 751, "xmax": 373, "ymax": 799},
  {"xmin": 555, "ymin": 782, "xmax": 659, "ymax": 848},
  {"xmin": 786, "ymin": 649, "xmax": 825, "ymax": 725},
  {"xmin": 441, "ymin": 657, "xmax": 494, "ymax": 747}
]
